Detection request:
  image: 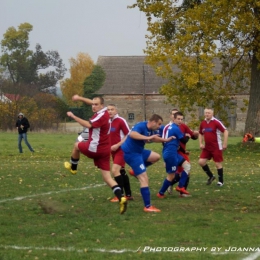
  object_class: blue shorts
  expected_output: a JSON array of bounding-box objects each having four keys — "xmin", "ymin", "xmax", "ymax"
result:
[
  {"xmin": 164, "ymin": 153, "xmax": 185, "ymax": 174},
  {"xmin": 123, "ymin": 149, "xmax": 151, "ymax": 175}
]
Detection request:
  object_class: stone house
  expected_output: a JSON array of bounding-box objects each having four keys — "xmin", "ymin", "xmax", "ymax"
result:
[{"xmin": 96, "ymin": 56, "xmax": 249, "ymax": 133}]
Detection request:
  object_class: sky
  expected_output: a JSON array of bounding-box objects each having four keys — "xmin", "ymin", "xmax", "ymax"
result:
[{"xmin": 0, "ymin": 0, "xmax": 148, "ymax": 79}]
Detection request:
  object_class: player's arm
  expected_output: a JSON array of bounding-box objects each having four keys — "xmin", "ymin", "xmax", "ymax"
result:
[
  {"xmin": 72, "ymin": 95, "xmax": 93, "ymax": 106},
  {"xmin": 111, "ymin": 135, "xmax": 128, "ymax": 152},
  {"xmin": 130, "ymin": 131, "xmax": 151, "ymax": 141},
  {"xmin": 223, "ymin": 129, "xmax": 228, "ymax": 150},
  {"xmin": 199, "ymin": 133, "xmax": 205, "ymax": 149},
  {"xmin": 67, "ymin": 111, "xmax": 92, "ymax": 128},
  {"xmin": 180, "ymin": 135, "xmax": 190, "ymax": 144}
]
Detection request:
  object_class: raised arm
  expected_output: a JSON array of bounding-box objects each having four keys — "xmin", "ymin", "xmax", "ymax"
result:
[{"xmin": 72, "ymin": 95, "xmax": 93, "ymax": 106}]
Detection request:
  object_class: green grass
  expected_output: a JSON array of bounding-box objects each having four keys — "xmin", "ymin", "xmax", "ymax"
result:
[{"xmin": 0, "ymin": 132, "xmax": 260, "ymax": 260}]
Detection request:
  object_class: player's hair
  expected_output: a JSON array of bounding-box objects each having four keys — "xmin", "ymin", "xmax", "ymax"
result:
[
  {"xmin": 173, "ymin": 111, "xmax": 184, "ymax": 119},
  {"xmin": 204, "ymin": 107, "xmax": 214, "ymax": 113},
  {"xmin": 107, "ymin": 103, "xmax": 117, "ymax": 108},
  {"xmin": 149, "ymin": 114, "xmax": 163, "ymax": 122},
  {"xmin": 93, "ymin": 96, "xmax": 105, "ymax": 105}
]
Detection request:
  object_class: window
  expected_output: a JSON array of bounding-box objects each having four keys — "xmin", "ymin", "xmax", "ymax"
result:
[{"xmin": 128, "ymin": 113, "xmax": 135, "ymax": 120}]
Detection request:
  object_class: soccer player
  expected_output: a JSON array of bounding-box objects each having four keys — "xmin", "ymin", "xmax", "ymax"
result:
[
  {"xmin": 165, "ymin": 109, "xmax": 199, "ymax": 196},
  {"xmin": 157, "ymin": 112, "xmax": 191, "ymax": 198},
  {"xmin": 64, "ymin": 95, "xmax": 127, "ymax": 214},
  {"xmin": 121, "ymin": 114, "xmax": 174, "ymax": 213},
  {"xmin": 198, "ymin": 108, "xmax": 228, "ymax": 186},
  {"xmin": 107, "ymin": 104, "xmax": 133, "ymax": 202}
]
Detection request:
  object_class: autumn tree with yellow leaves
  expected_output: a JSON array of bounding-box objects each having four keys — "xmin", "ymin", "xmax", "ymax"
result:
[
  {"xmin": 60, "ymin": 53, "xmax": 94, "ymax": 106},
  {"xmin": 131, "ymin": 0, "xmax": 260, "ymax": 134}
]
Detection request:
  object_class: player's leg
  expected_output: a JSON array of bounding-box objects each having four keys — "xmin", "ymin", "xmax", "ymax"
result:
[
  {"xmin": 213, "ymin": 150, "xmax": 224, "ymax": 186},
  {"xmin": 175, "ymin": 160, "xmax": 191, "ymax": 195},
  {"xmin": 110, "ymin": 163, "xmax": 125, "ymax": 202},
  {"xmin": 198, "ymin": 150, "xmax": 215, "ymax": 185},
  {"xmin": 64, "ymin": 142, "xmax": 80, "ymax": 175},
  {"xmin": 101, "ymin": 169, "xmax": 127, "ymax": 214},
  {"xmin": 125, "ymin": 152, "xmax": 160, "ymax": 212},
  {"xmin": 120, "ymin": 167, "xmax": 133, "ymax": 200}
]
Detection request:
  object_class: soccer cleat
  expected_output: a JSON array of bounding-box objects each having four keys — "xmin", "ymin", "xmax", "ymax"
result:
[
  {"xmin": 125, "ymin": 195, "xmax": 134, "ymax": 201},
  {"xmin": 119, "ymin": 197, "xmax": 127, "ymax": 214},
  {"xmin": 156, "ymin": 193, "xmax": 166, "ymax": 199},
  {"xmin": 144, "ymin": 206, "xmax": 161, "ymax": 212},
  {"xmin": 110, "ymin": 196, "xmax": 119, "ymax": 202},
  {"xmin": 175, "ymin": 186, "xmax": 190, "ymax": 195},
  {"xmin": 217, "ymin": 182, "xmax": 224, "ymax": 187},
  {"xmin": 206, "ymin": 176, "xmax": 216, "ymax": 185},
  {"xmin": 64, "ymin": 161, "xmax": 77, "ymax": 175},
  {"xmin": 179, "ymin": 193, "xmax": 192, "ymax": 198},
  {"xmin": 167, "ymin": 185, "xmax": 173, "ymax": 195}
]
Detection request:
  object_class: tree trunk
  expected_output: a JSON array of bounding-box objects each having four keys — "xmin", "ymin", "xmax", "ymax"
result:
[{"xmin": 245, "ymin": 53, "xmax": 260, "ymax": 135}]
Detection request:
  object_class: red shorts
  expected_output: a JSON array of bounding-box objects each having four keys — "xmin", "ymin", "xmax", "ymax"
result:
[
  {"xmin": 111, "ymin": 148, "xmax": 125, "ymax": 167},
  {"xmin": 176, "ymin": 151, "xmax": 190, "ymax": 174},
  {"xmin": 200, "ymin": 149, "xmax": 223, "ymax": 163},
  {"xmin": 78, "ymin": 142, "xmax": 110, "ymax": 171}
]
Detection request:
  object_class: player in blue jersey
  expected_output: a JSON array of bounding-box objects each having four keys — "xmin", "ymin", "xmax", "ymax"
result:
[
  {"xmin": 121, "ymin": 114, "xmax": 174, "ymax": 212},
  {"xmin": 157, "ymin": 112, "xmax": 191, "ymax": 198}
]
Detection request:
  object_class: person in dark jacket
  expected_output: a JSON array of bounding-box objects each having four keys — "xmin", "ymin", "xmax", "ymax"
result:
[{"xmin": 15, "ymin": 112, "xmax": 34, "ymax": 153}]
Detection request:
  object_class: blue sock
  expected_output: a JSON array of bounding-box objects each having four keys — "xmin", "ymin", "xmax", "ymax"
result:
[
  {"xmin": 159, "ymin": 179, "xmax": 172, "ymax": 194},
  {"xmin": 179, "ymin": 171, "xmax": 188, "ymax": 188},
  {"xmin": 140, "ymin": 187, "xmax": 151, "ymax": 208}
]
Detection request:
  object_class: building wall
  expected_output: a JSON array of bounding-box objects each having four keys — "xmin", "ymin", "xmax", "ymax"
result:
[{"xmin": 104, "ymin": 94, "xmax": 249, "ymax": 133}]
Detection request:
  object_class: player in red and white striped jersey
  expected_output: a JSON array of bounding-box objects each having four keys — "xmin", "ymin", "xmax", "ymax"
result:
[
  {"xmin": 64, "ymin": 95, "xmax": 127, "ymax": 214},
  {"xmin": 198, "ymin": 108, "xmax": 228, "ymax": 186},
  {"xmin": 107, "ymin": 104, "xmax": 133, "ymax": 202}
]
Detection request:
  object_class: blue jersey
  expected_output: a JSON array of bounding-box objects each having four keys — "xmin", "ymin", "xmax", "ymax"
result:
[
  {"xmin": 151, "ymin": 124, "xmax": 164, "ymax": 137},
  {"xmin": 163, "ymin": 123, "xmax": 184, "ymax": 158},
  {"xmin": 121, "ymin": 121, "xmax": 152, "ymax": 154}
]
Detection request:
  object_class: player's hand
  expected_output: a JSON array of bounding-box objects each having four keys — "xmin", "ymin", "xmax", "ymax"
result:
[
  {"xmin": 67, "ymin": 111, "xmax": 74, "ymax": 117},
  {"xmin": 111, "ymin": 144, "xmax": 119, "ymax": 152},
  {"xmin": 200, "ymin": 144, "xmax": 205, "ymax": 149},
  {"xmin": 72, "ymin": 95, "xmax": 80, "ymax": 101},
  {"xmin": 222, "ymin": 144, "xmax": 227, "ymax": 150}
]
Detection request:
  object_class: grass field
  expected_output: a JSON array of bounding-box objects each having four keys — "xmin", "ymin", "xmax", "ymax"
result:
[{"xmin": 0, "ymin": 132, "xmax": 260, "ymax": 260}]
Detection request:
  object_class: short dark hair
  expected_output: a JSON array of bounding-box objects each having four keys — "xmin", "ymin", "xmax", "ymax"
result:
[
  {"xmin": 173, "ymin": 111, "xmax": 183, "ymax": 119},
  {"xmin": 149, "ymin": 114, "xmax": 163, "ymax": 122},
  {"xmin": 93, "ymin": 96, "xmax": 104, "ymax": 105}
]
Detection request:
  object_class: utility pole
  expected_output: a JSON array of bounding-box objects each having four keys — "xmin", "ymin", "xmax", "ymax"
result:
[{"xmin": 142, "ymin": 65, "xmax": 147, "ymax": 121}]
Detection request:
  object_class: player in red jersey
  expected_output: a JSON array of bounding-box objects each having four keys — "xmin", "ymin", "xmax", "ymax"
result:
[
  {"xmin": 107, "ymin": 104, "xmax": 133, "ymax": 202},
  {"xmin": 198, "ymin": 108, "xmax": 228, "ymax": 186},
  {"xmin": 64, "ymin": 95, "xmax": 127, "ymax": 214},
  {"xmin": 164, "ymin": 109, "xmax": 199, "ymax": 196}
]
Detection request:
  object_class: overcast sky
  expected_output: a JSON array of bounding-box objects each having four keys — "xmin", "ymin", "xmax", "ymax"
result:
[{"xmin": 0, "ymin": 0, "xmax": 148, "ymax": 78}]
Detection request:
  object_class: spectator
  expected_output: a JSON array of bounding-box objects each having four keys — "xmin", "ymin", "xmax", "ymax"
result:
[{"xmin": 15, "ymin": 112, "xmax": 34, "ymax": 153}]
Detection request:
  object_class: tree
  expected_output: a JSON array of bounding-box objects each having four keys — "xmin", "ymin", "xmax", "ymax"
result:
[
  {"xmin": 82, "ymin": 65, "xmax": 106, "ymax": 119},
  {"xmin": 0, "ymin": 23, "xmax": 66, "ymax": 95},
  {"xmin": 131, "ymin": 0, "xmax": 260, "ymax": 133},
  {"xmin": 60, "ymin": 52, "xmax": 94, "ymax": 106}
]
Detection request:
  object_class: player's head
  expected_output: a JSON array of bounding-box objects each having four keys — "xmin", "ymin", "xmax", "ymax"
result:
[
  {"xmin": 173, "ymin": 111, "xmax": 184, "ymax": 126},
  {"xmin": 107, "ymin": 104, "xmax": 118, "ymax": 119},
  {"xmin": 204, "ymin": 108, "xmax": 214, "ymax": 120},
  {"xmin": 92, "ymin": 96, "xmax": 104, "ymax": 112},
  {"xmin": 170, "ymin": 108, "xmax": 178, "ymax": 122},
  {"xmin": 148, "ymin": 114, "xmax": 163, "ymax": 130}
]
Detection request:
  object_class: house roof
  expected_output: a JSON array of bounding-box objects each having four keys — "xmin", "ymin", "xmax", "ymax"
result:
[
  {"xmin": 96, "ymin": 56, "xmax": 249, "ymax": 95},
  {"xmin": 96, "ymin": 56, "xmax": 167, "ymax": 95},
  {"xmin": 4, "ymin": 93, "xmax": 21, "ymax": 101}
]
